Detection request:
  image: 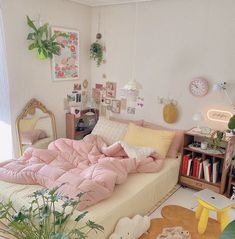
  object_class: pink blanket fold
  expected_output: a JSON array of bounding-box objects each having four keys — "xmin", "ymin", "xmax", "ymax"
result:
[{"xmin": 0, "ymin": 135, "xmax": 164, "ymax": 209}]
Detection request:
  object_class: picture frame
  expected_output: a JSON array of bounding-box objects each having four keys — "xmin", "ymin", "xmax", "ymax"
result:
[
  {"xmin": 106, "ymin": 82, "xmax": 116, "ymax": 98},
  {"xmin": 112, "ymin": 100, "xmax": 121, "ymax": 113},
  {"xmin": 51, "ymin": 27, "xmax": 79, "ymax": 82}
]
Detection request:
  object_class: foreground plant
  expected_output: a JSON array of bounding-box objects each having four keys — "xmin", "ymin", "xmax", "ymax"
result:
[{"xmin": 0, "ymin": 186, "xmax": 104, "ymax": 239}]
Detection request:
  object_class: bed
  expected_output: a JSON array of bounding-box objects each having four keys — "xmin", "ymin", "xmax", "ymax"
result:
[{"xmin": 0, "ymin": 117, "xmax": 183, "ymax": 239}]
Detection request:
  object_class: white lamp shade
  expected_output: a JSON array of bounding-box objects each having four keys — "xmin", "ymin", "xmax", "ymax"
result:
[
  {"xmin": 123, "ymin": 79, "xmax": 142, "ymax": 91},
  {"xmin": 212, "ymin": 83, "xmax": 221, "ymax": 92},
  {"xmin": 192, "ymin": 112, "xmax": 203, "ymax": 122}
]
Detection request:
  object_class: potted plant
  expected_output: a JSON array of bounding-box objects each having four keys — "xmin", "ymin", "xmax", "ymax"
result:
[
  {"xmin": 208, "ymin": 130, "xmax": 225, "ymax": 152},
  {"xmin": 90, "ymin": 42, "xmax": 104, "ymax": 67},
  {"xmin": 0, "ymin": 186, "xmax": 104, "ymax": 239},
  {"xmin": 26, "ymin": 16, "xmax": 65, "ymax": 59}
]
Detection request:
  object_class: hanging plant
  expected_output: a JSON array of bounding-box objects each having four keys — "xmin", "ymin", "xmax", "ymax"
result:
[
  {"xmin": 90, "ymin": 41, "xmax": 104, "ymax": 67},
  {"xmin": 26, "ymin": 16, "xmax": 65, "ymax": 59}
]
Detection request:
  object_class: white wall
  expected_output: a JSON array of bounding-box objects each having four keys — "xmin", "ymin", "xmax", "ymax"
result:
[
  {"xmin": 1, "ymin": 0, "xmax": 91, "ymax": 156},
  {"xmin": 91, "ymin": 0, "xmax": 235, "ymax": 130}
]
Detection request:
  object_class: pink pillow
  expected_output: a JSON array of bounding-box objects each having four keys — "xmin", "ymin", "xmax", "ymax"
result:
[
  {"xmin": 20, "ymin": 129, "xmax": 47, "ymax": 145},
  {"xmin": 109, "ymin": 117, "xmax": 143, "ymax": 126},
  {"xmin": 143, "ymin": 121, "xmax": 184, "ymax": 158}
]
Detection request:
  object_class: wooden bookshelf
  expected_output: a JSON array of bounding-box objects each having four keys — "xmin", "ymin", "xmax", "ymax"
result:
[
  {"xmin": 66, "ymin": 109, "xmax": 99, "ymax": 140},
  {"xmin": 179, "ymin": 129, "xmax": 235, "ymax": 194}
]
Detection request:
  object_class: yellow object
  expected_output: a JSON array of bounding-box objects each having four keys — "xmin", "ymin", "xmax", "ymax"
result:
[
  {"xmin": 19, "ymin": 117, "xmax": 38, "ymax": 132},
  {"xmin": 163, "ymin": 103, "xmax": 178, "ymax": 124},
  {"xmin": 123, "ymin": 123, "xmax": 175, "ymax": 158},
  {"xmin": 195, "ymin": 198, "xmax": 231, "ymax": 234}
]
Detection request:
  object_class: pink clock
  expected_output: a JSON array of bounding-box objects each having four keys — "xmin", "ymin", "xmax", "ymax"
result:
[{"xmin": 189, "ymin": 77, "xmax": 209, "ymax": 97}]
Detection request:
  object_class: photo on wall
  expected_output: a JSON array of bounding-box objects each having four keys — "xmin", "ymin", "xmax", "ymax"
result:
[
  {"xmin": 106, "ymin": 82, "xmax": 116, "ymax": 98},
  {"xmin": 111, "ymin": 100, "xmax": 121, "ymax": 113}
]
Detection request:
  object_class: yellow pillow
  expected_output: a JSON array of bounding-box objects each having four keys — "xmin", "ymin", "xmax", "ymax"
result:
[
  {"xmin": 19, "ymin": 117, "xmax": 38, "ymax": 132},
  {"xmin": 123, "ymin": 123, "xmax": 175, "ymax": 158}
]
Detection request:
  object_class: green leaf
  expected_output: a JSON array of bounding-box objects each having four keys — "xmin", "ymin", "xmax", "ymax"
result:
[
  {"xmin": 75, "ymin": 211, "xmax": 88, "ymax": 222},
  {"xmin": 220, "ymin": 221, "xmax": 235, "ymax": 238},
  {"xmin": 27, "ymin": 33, "xmax": 35, "ymax": 40},
  {"xmin": 26, "ymin": 15, "xmax": 37, "ymax": 32},
  {"xmin": 228, "ymin": 115, "xmax": 235, "ymax": 129},
  {"xmin": 28, "ymin": 43, "xmax": 36, "ymax": 50}
]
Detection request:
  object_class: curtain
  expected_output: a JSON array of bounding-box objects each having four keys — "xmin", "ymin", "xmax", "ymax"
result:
[{"xmin": 0, "ymin": 3, "xmax": 13, "ymax": 161}]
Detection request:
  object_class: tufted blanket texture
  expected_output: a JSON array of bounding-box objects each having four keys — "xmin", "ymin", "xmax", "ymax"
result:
[{"xmin": 0, "ymin": 135, "xmax": 163, "ymax": 209}]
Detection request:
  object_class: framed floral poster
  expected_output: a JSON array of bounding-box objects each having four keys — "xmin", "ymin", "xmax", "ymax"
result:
[{"xmin": 51, "ymin": 27, "xmax": 79, "ymax": 81}]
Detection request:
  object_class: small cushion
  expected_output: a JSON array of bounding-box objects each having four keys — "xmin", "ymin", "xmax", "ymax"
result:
[
  {"xmin": 91, "ymin": 117, "xmax": 128, "ymax": 145},
  {"xmin": 19, "ymin": 117, "xmax": 38, "ymax": 132},
  {"xmin": 123, "ymin": 123, "xmax": 175, "ymax": 158},
  {"xmin": 143, "ymin": 121, "xmax": 184, "ymax": 158},
  {"xmin": 20, "ymin": 129, "xmax": 47, "ymax": 145},
  {"xmin": 109, "ymin": 117, "xmax": 143, "ymax": 126}
]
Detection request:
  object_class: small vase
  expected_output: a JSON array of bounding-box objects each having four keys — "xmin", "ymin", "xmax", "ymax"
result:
[{"xmin": 37, "ymin": 51, "xmax": 47, "ymax": 60}]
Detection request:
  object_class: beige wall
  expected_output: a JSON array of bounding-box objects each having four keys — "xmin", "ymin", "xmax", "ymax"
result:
[
  {"xmin": 91, "ymin": 0, "xmax": 235, "ymax": 130},
  {"xmin": 1, "ymin": 0, "xmax": 91, "ymax": 156}
]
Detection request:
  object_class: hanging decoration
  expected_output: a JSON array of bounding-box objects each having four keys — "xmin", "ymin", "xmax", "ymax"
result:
[{"xmin": 90, "ymin": 9, "xmax": 105, "ymax": 67}]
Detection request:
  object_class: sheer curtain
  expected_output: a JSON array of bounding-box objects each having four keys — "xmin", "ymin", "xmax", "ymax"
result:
[{"xmin": 0, "ymin": 3, "xmax": 13, "ymax": 161}]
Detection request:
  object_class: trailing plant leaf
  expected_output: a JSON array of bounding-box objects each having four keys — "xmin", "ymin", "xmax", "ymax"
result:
[
  {"xmin": 90, "ymin": 41, "xmax": 104, "ymax": 67},
  {"xmin": 26, "ymin": 16, "xmax": 65, "ymax": 59},
  {"xmin": 228, "ymin": 115, "xmax": 235, "ymax": 130},
  {"xmin": 0, "ymin": 186, "xmax": 104, "ymax": 239}
]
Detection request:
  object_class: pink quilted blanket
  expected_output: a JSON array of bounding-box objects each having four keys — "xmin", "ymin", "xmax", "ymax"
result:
[{"xmin": 0, "ymin": 135, "xmax": 164, "ymax": 209}]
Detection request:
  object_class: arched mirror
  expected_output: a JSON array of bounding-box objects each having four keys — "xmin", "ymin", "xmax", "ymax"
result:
[{"xmin": 16, "ymin": 98, "xmax": 57, "ymax": 156}]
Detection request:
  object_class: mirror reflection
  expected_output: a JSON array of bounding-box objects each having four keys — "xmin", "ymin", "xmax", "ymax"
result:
[{"xmin": 16, "ymin": 99, "xmax": 57, "ymax": 156}]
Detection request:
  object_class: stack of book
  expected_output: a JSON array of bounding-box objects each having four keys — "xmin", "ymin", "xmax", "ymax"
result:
[{"xmin": 181, "ymin": 154, "xmax": 219, "ymax": 183}]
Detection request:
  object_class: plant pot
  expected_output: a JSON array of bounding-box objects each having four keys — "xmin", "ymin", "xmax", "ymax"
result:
[{"xmin": 37, "ymin": 51, "xmax": 47, "ymax": 60}]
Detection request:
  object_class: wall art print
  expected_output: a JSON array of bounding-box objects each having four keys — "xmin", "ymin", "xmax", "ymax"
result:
[{"xmin": 51, "ymin": 27, "xmax": 79, "ymax": 81}]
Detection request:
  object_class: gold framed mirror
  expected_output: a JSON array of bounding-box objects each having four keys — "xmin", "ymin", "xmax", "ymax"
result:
[{"xmin": 16, "ymin": 98, "xmax": 57, "ymax": 156}]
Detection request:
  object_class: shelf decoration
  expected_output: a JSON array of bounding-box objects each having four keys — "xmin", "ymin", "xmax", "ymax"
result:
[
  {"xmin": 51, "ymin": 27, "xmax": 79, "ymax": 81},
  {"xmin": 26, "ymin": 16, "xmax": 65, "ymax": 60}
]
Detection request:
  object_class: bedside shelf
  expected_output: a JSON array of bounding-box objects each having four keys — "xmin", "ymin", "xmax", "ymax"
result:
[
  {"xmin": 66, "ymin": 109, "xmax": 99, "ymax": 140},
  {"xmin": 179, "ymin": 130, "xmax": 235, "ymax": 194}
]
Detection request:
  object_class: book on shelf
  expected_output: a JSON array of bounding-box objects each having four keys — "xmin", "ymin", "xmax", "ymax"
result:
[
  {"xmin": 181, "ymin": 154, "xmax": 191, "ymax": 175},
  {"xmin": 187, "ymin": 159, "xmax": 193, "ymax": 176},
  {"xmin": 212, "ymin": 160, "xmax": 219, "ymax": 183}
]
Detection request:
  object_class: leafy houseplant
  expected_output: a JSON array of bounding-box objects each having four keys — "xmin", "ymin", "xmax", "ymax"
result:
[
  {"xmin": 0, "ymin": 186, "xmax": 104, "ymax": 239},
  {"xmin": 208, "ymin": 130, "xmax": 225, "ymax": 152},
  {"xmin": 228, "ymin": 115, "xmax": 235, "ymax": 130},
  {"xmin": 26, "ymin": 16, "xmax": 65, "ymax": 59},
  {"xmin": 90, "ymin": 41, "xmax": 103, "ymax": 67}
]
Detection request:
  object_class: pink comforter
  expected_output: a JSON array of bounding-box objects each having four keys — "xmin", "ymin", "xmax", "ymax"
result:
[{"xmin": 0, "ymin": 135, "xmax": 163, "ymax": 209}]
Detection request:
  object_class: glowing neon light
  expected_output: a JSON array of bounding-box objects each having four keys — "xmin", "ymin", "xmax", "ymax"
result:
[{"xmin": 207, "ymin": 109, "xmax": 232, "ymax": 123}]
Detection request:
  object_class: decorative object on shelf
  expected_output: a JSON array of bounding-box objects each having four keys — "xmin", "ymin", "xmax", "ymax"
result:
[
  {"xmin": 74, "ymin": 83, "xmax": 81, "ymax": 91},
  {"xmin": 189, "ymin": 77, "xmax": 209, "ymax": 97},
  {"xmin": 26, "ymin": 16, "xmax": 65, "ymax": 60},
  {"xmin": 212, "ymin": 82, "xmax": 235, "ymax": 113},
  {"xmin": 201, "ymin": 126, "xmax": 211, "ymax": 135},
  {"xmin": 207, "ymin": 109, "xmax": 233, "ymax": 123},
  {"xmin": 0, "ymin": 186, "xmax": 103, "ymax": 239},
  {"xmin": 51, "ymin": 27, "xmax": 79, "ymax": 81},
  {"xmin": 70, "ymin": 106, "xmax": 81, "ymax": 118},
  {"xmin": 208, "ymin": 130, "xmax": 225, "ymax": 152},
  {"xmin": 192, "ymin": 112, "xmax": 203, "ymax": 131}
]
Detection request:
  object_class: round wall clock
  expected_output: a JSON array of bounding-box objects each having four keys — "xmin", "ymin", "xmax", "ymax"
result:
[{"xmin": 189, "ymin": 77, "xmax": 209, "ymax": 97}]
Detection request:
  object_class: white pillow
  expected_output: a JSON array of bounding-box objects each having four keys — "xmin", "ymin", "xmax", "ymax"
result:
[{"xmin": 91, "ymin": 117, "xmax": 128, "ymax": 145}]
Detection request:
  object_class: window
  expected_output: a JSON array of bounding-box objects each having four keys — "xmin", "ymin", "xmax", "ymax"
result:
[{"xmin": 0, "ymin": 5, "xmax": 13, "ymax": 161}]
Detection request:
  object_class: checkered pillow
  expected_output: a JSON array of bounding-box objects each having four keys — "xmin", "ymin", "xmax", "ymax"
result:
[{"xmin": 91, "ymin": 117, "xmax": 128, "ymax": 145}]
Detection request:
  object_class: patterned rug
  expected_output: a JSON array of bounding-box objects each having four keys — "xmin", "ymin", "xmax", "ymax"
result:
[{"xmin": 140, "ymin": 205, "xmax": 221, "ymax": 239}]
